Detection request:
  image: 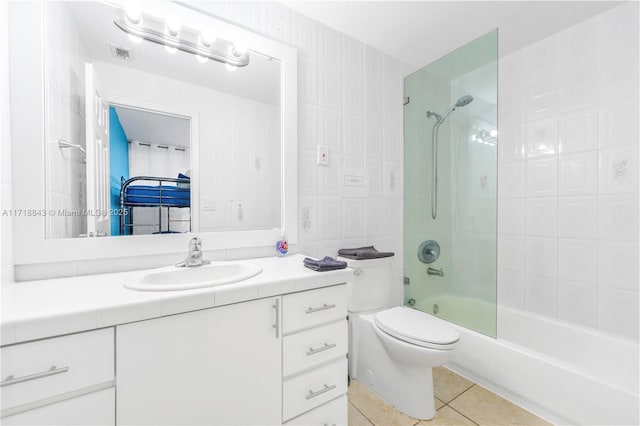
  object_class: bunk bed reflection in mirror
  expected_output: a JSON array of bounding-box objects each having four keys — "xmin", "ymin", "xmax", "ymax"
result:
[{"xmin": 111, "ymin": 106, "xmax": 192, "ymax": 236}]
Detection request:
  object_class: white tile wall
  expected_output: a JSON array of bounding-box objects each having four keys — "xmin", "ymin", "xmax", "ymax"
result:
[
  {"xmin": 498, "ymin": 2, "xmax": 639, "ymax": 340},
  {"xmin": 1, "ymin": 0, "xmax": 13, "ymax": 284}
]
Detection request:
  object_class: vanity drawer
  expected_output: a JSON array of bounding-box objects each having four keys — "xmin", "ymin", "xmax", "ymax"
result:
[
  {"xmin": 284, "ymin": 394, "xmax": 347, "ymax": 426},
  {"xmin": 282, "ymin": 358, "xmax": 347, "ymax": 422},
  {"xmin": 283, "ymin": 320, "xmax": 348, "ymax": 377},
  {"xmin": 283, "ymin": 285, "xmax": 347, "ymax": 334},
  {"xmin": 1, "ymin": 328, "xmax": 114, "ymax": 411}
]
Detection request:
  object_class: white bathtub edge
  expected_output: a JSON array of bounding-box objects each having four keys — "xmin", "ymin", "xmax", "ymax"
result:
[{"xmin": 448, "ymin": 324, "xmax": 640, "ymax": 425}]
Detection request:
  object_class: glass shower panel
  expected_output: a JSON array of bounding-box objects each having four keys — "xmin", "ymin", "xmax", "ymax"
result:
[{"xmin": 403, "ymin": 30, "xmax": 498, "ymax": 337}]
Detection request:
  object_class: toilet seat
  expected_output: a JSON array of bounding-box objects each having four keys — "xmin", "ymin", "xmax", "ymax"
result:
[{"xmin": 374, "ymin": 306, "xmax": 459, "ymax": 350}]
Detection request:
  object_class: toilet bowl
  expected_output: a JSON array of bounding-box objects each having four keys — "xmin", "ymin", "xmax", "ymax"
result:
[{"xmin": 340, "ymin": 256, "xmax": 459, "ymax": 420}]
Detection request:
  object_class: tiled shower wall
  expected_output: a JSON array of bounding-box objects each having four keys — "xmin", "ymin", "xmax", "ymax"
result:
[
  {"xmin": 497, "ymin": 2, "xmax": 639, "ymax": 340},
  {"xmin": 197, "ymin": 2, "xmax": 414, "ymax": 303}
]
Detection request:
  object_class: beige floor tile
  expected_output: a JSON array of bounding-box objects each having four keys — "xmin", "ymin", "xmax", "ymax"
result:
[
  {"xmin": 349, "ymin": 402, "xmax": 374, "ymax": 426},
  {"xmin": 448, "ymin": 385, "xmax": 552, "ymax": 426},
  {"xmin": 433, "ymin": 367, "xmax": 474, "ymax": 403},
  {"xmin": 348, "ymin": 380, "xmax": 419, "ymax": 426},
  {"xmin": 435, "ymin": 398, "xmax": 446, "ymax": 410},
  {"xmin": 417, "ymin": 406, "xmax": 477, "ymax": 426}
]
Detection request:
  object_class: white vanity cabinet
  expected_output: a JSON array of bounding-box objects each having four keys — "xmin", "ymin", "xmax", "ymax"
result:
[
  {"xmin": 282, "ymin": 284, "xmax": 349, "ymax": 425},
  {"xmin": 0, "ymin": 328, "xmax": 115, "ymax": 426},
  {"xmin": 116, "ymin": 296, "xmax": 282, "ymax": 426}
]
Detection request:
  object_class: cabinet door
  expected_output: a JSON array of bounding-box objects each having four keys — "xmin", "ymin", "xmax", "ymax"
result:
[
  {"xmin": 116, "ymin": 297, "xmax": 281, "ymax": 425},
  {"xmin": 2, "ymin": 388, "xmax": 115, "ymax": 426}
]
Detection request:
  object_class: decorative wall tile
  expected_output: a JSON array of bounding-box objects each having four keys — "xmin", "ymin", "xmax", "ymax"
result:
[
  {"xmin": 558, "ymin": 151, "xmax": 597, "ymax": 195},
  {"xmin": 298, "ymin": 104, "xmax": 318, "ymax": 149},
  {"xmin": 318, "ymin": 197, "xmax": 342, "ymax": 241},
  {"xmin": 525, "ymin": 237, "xmax": 558, "ymax": 277},
  {"xmin": 291, "ymin": 12, "xmax": 318, "ymax": 58},
  {"xmin": 364, "ymin": 199, "xmax": 383, "ymax": 238},
  {"xmin": 558, "ymin": 239, "xmax": 597, "ymax": 283},
  {"xmin": 298, "ymin": 196, "xmax": 318, "ymax": 242},
  {"xmin": 525, "ymin": 158, "xmax": 558, "ymax": 197},
  {"xmin": 525, "ymin": 197, "xmax": 557, "ymax": 237},
  {"xmin": 558, "ymin": 107, "xmax": 597, "ymax": 154},
  {"xmin": 598, "ymin": 146, "xmax": 638, "ymax": 194},
  {"xmin": 597, "ymin": 241, "xmax": 639, "ymax": 291},
  {"xmin": 318, "ymin": 65, "xmax": 343, "ymax": 111},
  {"xmin": 498, "ymin": 235, "xmax": 525, "ymax": 272},
  {"xmin": 498, "ymin": 161, "xmax": 524, "ymax": 198},
  {"xmin": 597, "ymin": 194, "xmax": 639, "ymax": 241},
  {"xmin": 497, "ymin": 269, "xmax": 525, "ymax": 309},
  {"xmin": 558, "ymin": 196, "xmax": 597, "ymax": 239},
  {"xmin": 298, "ymin": 59, "xmax": 318, "ymax": 105},
  {"xmin": 343, "ymin": 72, "xmax": 364, "ymax": 116},
  {"xmin": 597, "ymin": 286, "xmax": 639, "ymax": 340},
  {"xmin": 498, "ymin": 124, "xmax": 524, "ymax": 162},
  {"xmin": 524, "ymin": 273, "xmax": 558, "ymax": 317},
  {"xmin": 598, "ymin": 99, "xmax": 639, "ymax": 148},
  {"xmin": 342, "ymin": 199, "xmax": 364, "ymax": 239},
  {"xmin": 343, "ymin": 36, "xmax": 364, "ymax": 75},
  {"xmin": 498, "ymin": 198, "xmax": 525, "ymax": 235},
  {"xmin": 343, "ymin": 115, "xmax": 364, "ymax": 157},
  {"xmin": 558, "ymin": 281, "xmax": 597, "ymax": 327},
  {"xmin": 318, "ymin": 108, "xmax": 343, "ymax": 150},
  {"xmin": 525, "ymin": 117, "xmax": 557, "ymax": 158},
  {"xmin": 318, "ymin": 24, "xmax": 343, "ymax": 67}
]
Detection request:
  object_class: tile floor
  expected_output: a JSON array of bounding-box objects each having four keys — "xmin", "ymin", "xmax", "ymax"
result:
[{"xmin": 348, "ymin": 366, "xmax": 552, "ymax": 426}]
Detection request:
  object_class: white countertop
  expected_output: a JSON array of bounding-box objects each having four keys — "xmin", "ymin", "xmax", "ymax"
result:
[{"xmin": 1, "ymin": 254, "xmax": 352, "ymax": 346}]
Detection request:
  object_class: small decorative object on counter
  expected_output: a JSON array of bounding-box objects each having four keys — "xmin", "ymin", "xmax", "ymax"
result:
[{"xmin": 276, "ymin": 234, "xmax": 288, "ymax": 256}]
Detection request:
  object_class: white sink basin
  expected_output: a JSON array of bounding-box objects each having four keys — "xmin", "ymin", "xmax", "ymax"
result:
[{"xmin": 124, "ymin": 261, "xmax": 263, "ymax": 291}]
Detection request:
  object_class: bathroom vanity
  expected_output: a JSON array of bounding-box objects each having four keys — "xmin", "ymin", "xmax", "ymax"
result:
[{"xmin": 1, "ymin": 255, "xmax": 350, "ymax": 425}]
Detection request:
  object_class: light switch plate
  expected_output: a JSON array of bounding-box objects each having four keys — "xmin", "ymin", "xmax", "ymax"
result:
[{"xmin": 317, "ymin": 145, "xmax": 329, "ymax": 166}]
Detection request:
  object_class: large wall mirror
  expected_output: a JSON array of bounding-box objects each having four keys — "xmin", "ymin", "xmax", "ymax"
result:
[{"xmin": 8, "ymin": 0, "xmax": 297, "ymax": 264}]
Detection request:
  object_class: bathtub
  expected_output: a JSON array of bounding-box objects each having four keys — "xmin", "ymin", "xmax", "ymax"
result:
[{"xmin": 415, "ymin": 295, "xmax": 639, "ymax": 425}]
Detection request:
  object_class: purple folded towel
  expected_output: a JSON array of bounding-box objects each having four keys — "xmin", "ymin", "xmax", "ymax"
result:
[
  {"xmin": 337, "ymin": 246, "xmax": 394, "ymax": 260},
  {"xmin": 303, "ymin": 256, "xmax": 347, "ymax": 272}
]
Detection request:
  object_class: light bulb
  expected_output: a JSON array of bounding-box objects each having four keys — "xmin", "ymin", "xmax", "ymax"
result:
[
  {"xmin": 471, "ymin": 134, "xmax": 477, "ymax": 141},
  {"xmin": 200, "ymin": 29, "xmax": 216, "ymax": 47},
  {"xmin": 225, "ymin": 63, "xmax": 237, "ymax": 72},
  {"xmin": 128, "ymin": 34, "xmax": 143, "ymax": 44},
  {"xmin": 490, "ymin": 129, "xmax": 498, "ymax": 137},
  {"xmin": 166, "ymin": 15, "xmax": 181, "ymax": 36},
  {"xmin": 124, "ymin": 0, "xmax": 142, "ymax": 24},
  {"xmin": 165, "ymin": 45, "xmax": 177, "ymax": 54},
  {"xmin": 196, "ymin": 54, "xmax": 209, "ymax": 64},
  {"xmin": 233, "ymin": 39, "xmax": 248, "ymax": 55}
]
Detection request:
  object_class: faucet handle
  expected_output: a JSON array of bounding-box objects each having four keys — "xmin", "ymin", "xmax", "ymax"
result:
[{"xmin": 189, "ymin": 237, "xmax": 202, "ymax": 251}]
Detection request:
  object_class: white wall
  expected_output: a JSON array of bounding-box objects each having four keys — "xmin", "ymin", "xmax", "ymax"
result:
[
  {"xmin": 497, "ymin": 2, "xmax": 639, "ymax": 341},
  {"xmin": 1, "ymin": 0, "xmax": 13, "ymax": 284}
]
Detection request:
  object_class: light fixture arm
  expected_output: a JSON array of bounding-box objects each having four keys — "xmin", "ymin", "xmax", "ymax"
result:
[{"xmin": 114, "ymin": 11, "xmax": 249, "ymax": 67}]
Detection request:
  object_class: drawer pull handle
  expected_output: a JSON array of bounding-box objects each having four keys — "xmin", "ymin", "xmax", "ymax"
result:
[
  {"xmin": 1, "ymin": 366, "xmax": 69, "ymax": 387},
  {"xmin": 306, "ymin": 342, "xmax": 337, "ymax": 356},
  {"xmin": 305, "ymin": 303, "xmax": 336, "ymax": 314},
  {"xmin": 305, "ymin": 384, "xmax": 336, "ymax": 400}
]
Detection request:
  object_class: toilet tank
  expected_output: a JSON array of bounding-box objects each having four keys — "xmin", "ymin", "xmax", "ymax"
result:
[{"xmin": 338, "ymin": 256, "xmax": 394, "ymax": 313}]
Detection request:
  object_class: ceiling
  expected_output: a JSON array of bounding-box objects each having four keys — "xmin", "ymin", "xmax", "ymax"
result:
[
  {"xmin": 282, "ymin": 1, "xmax": 623, "ymax": 68},
  {"xmin": 114, "ymin": 106, "xmax": 191, "ymax": 148}
]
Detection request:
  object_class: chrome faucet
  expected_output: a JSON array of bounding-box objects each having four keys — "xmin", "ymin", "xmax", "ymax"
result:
[
  {"xmin": 176, "ymin": 237, "xmax": 211, "ymax": 267},
  {"xmin": 427, "ymin": 267, "xmax": 444, "ymax": 277}
]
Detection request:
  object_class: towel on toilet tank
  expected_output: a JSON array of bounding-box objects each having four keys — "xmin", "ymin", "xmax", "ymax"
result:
[
  {"xmin": 303, "ymin": 256, "xmax": 347, "ymax": 272},
  {"xmin": 337, "ymin": 246, "xmax": 394, "ymax": 260}
]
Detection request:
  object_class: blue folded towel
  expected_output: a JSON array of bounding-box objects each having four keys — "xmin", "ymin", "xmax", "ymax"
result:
[{"xmin": 303, "ymin": 256, "xmax": 347, "ymax": 272}]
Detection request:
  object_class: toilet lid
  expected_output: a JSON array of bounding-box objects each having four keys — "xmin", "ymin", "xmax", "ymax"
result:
[{"xmin": 375, "ymin": 306, "xmax": 459, "ymax": 349}]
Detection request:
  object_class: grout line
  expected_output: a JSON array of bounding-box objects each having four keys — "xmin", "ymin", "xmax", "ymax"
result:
[
  {"xmin": 446, "ymin": 404, "xmax": 481, "ymax": 426},
  {"xmin": 445, "ymin": 383, "xmax": 476, "ymax": 406},
  {"xmin": 350, "ymin": 401, "xmax": 375, "ymax": 426}
]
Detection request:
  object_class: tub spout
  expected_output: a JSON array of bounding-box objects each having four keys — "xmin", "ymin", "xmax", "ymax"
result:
[{"xmin": 427, "ymin": 267, "xmax": 444, "ymax": 277}]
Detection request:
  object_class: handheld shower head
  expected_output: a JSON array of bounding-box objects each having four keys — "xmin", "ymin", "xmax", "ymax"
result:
[
  {"xmin": 455, "ymin": 95, "xmax": 474, "ymax": 108},
  {"xmin": 437, "ymin": 95, "xmax": 474, "ymax": 125}
]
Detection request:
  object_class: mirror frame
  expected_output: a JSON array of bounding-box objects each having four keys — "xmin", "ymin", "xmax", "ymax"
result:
[{"xmin": 9, "ymin": 0, "xmax": 297, "ymax": 265}]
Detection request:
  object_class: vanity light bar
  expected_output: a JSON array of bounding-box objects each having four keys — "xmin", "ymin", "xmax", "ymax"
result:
[{"xmin": 114, "ymin": 11, "xmax": 250, "ymax": 67}]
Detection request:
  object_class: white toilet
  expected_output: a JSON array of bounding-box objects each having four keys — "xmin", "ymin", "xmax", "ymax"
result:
[{"xmin": 340, "ymin": 256, "xmax": 459, "ymax": 420}]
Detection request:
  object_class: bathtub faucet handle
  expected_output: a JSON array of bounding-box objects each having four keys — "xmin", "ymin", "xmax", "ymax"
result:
[{"xmin": 427, "ymin": 267, "xmax": 444, "ymax": 277}]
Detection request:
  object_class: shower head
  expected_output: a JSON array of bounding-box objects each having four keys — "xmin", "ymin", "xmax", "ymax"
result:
[
  {"xmin": 455, "ymin": 95, "xmax": 474, "ymax": 108},
  {"xmin": 437, "ymin": 94, "xmax": 474, "ymax": 125}
]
